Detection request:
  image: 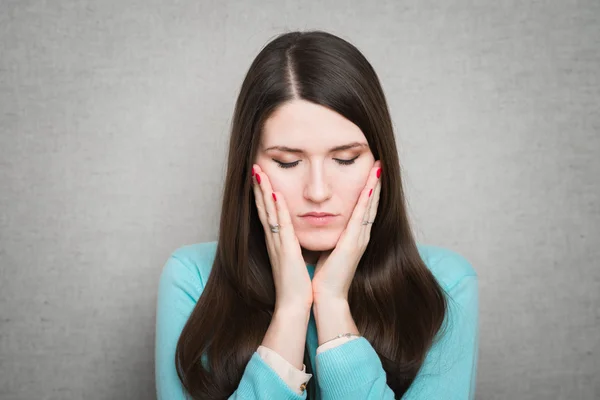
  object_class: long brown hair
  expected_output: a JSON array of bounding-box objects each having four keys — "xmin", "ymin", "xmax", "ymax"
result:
[{"xmin": 175, "ymin": 30, "xmax": 448, "ymax": 399}]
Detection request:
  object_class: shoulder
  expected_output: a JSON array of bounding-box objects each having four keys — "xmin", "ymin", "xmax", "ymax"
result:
[
  {"xmin": 416, "ymin": 244, "xmax": 479, "ymax": 348},
  {"xmin": 416, "ymin": 243, "xmax": 478, "ymax": 291},
  {"xmin": 160, "ymin": 240, "xmax": 218, "ymax": 290}
]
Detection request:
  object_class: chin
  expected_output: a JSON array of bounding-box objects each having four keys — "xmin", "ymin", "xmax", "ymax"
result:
[{"xmin": 297, "ymin": 229, "xmax": 340, "ymax": 251}]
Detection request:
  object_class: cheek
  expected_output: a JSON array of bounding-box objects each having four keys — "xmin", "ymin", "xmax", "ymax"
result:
[
  {"xmin": 269, "ymin": 175, "xmax": 300, "ymax": 210},
  {"xmin": 269, "ymin": 174, "xmax": 295, "ymax": 194},
  {"xmin": 335, "ymin": 173, "xmax": 367, "ymax": 198},
  {"xmin": 334, "ymin": 173, "xmax": 369, "ymax": 219}
]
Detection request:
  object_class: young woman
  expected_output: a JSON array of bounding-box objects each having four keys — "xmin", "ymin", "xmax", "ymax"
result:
[{"xmin": 155, "ymin": 30, "xmax": 479, "ymax": 400}]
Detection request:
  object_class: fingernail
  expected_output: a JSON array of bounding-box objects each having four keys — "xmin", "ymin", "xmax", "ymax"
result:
[
  {"xmin": 369, "ymin": 188, "xmax": 373, "ymax": 197},
  {"xmin": 256, "ymin": 174, "xmax": 261, "ymax": 184},
  {"xmin": 376, "ymin": 168, "xmax": 381, "ymax": 179},
  {"xmin": 272, "ymin": 192, "xmax": 277, "ymax": 202},
  {"xmin": 251, "ymin": 167, "xmax": 255, "ymax": 177}
]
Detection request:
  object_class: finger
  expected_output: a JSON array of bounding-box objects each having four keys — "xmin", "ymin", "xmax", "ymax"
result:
[
  {"xmin": 364, "ymin": 165, "xmax": 381, "ymax": 221},
  {"xmin": 252, "ymin": 165, "xmax": 278, "ymax": 251},
  {"xmin": 253, "ymin": 165, "xmax": 281, "ymax": 248},
  {"xmin": 346, "ymin": 184, "xmax": 375, "ymax": 242},
  {"xmin": 364, "ymin": 164, "xmax": 381, "ymax": 214},
  {"xmin": 361, "ymin": 173, "xmax": 381, "ymax": 243},
  {"xmin": 271, "ymin": 190, "xmax": 297, "ymax": 252},
  {"xmin": 367, "ymin": 171, "xmax": 382, "ymax": 223},
  {"xmin": 352, "ymin": 164, "xmax": 380, "ymax": 242}
]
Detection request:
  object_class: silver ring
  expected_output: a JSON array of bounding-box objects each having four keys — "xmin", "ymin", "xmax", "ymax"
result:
[
  {"xmin": 269, "ymin": 223, "xmax": 280, "ymax": 233},
  {"xmin": 361, "ymin": 220, "xmax": 375, "ymax": 225}
]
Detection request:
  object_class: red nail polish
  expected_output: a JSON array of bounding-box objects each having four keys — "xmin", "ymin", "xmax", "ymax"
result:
[
  {"xmin": 376, "ymin": 168, "xmax": 381, "ymax": 178},
  {"xmin": 251, "ymin": 167, "xmax": 255, "ymax": 177},
  {"xmin": 272, "ymin": 192, "xmax": 277, "ymax": 202},
  {"xmin": 369, "ymin": 188, "xmax": 373, "ymax": 197},
  {"xmin": 256, "ymin": 174, "xmax": 261, "ymax": 184}
]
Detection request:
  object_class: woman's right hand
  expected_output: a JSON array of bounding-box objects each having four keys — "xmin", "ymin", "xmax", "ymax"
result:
[{"xmin": 251, "ymin": 164, "xmax": 314, "ymax": 313}]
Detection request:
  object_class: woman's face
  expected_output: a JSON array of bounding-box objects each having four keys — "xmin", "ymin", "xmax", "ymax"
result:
[{"xmin": 255, "ymin": 99, "xmax": 375, "ymax": 262}]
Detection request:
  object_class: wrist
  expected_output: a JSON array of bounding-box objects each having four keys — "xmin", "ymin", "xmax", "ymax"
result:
[
  {"xmin": 312, "ymin": 296, "xmax": 350, "ymax": 321},
  {"xmin": 313, "ymin": 295, "xmax": 348, "ymax": 310},
  {"xmin": 274, "ymin": 303, "xmax": 312, "ymax": 320},
  {"xmin": 312, "ymin": 298, "xmax": 359, "ymax": 347},
  {"xmin": 312, "ymin": 285, "xmax": 348, "ymax": 307},
  {"xmin": 263, "ymin": 304, "xmax": 311, "ymax": 371}
]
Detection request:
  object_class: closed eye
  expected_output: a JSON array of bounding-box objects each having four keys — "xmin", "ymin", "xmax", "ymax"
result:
[{"xmin": 273, "ymin": 156, "xmax": 359, "ymax": 169}]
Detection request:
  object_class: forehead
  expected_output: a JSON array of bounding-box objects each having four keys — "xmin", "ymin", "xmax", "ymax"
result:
[{"xmin": 261, "ymin": 100, "xmax": 365, "ymax": 148}]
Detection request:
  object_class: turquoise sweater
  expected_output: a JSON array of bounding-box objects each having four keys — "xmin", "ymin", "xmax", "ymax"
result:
[{"xmin": 155, "ymin": 241, "xmax": 479, "ymax": 399}]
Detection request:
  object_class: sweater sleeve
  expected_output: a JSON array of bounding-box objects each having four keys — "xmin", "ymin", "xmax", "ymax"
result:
[
  {"xmin": 314, "ymin": 274, "xmax": 479, "ymax": 400},
  {"xmin": 155, "ymin": 254, "xmax": 311, "ymax": 400},
  {"xmin": 316, "ymin": 335, "xmax": 360, "ymax": 355},
  {"xmin": 253, "ymin": 336, "xmax": 357, "ymax": 395},
  {"xmin": 256, "ymin": 345, "xmax": 313, "ymax": 395}
]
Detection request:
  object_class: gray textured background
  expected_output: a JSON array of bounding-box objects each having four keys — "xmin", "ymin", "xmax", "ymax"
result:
[{"xmin": 1, "ymin": 1, "xmax": 599, "ymax": 399}]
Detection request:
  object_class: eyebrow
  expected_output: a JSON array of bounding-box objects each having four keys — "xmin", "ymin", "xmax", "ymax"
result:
[{"xmin": 264, "ymin": 142, "xmax": 368, "ymax": 154}]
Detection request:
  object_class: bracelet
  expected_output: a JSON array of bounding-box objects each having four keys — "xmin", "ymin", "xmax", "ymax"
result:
[{"xmin": 320, "ymin": 332, "xmax": 361, "ymax": 346}]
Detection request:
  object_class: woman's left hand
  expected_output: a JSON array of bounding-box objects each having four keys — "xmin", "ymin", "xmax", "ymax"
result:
[{"xmin": 311, "ymin": 161, "xmax": 382, "ymax": 303}]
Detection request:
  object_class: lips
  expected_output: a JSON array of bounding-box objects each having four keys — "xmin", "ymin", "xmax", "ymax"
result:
[
  {"xmin": 301, "ymin": 213, "xmax": 338, "ymax": 226},
  {"xmin": 301, "ymin": 212, "xmax": 335, "ymax": 217}
]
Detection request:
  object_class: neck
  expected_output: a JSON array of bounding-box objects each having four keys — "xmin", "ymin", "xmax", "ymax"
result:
[{"xmin": 301, "ymin": 247, "xmax": 321, "ymax": 265}]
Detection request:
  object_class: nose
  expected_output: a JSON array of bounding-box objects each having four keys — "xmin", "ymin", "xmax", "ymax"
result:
[{"xmin": 303, "ymin": 164, "xmax": 331, "ymax": 203}]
